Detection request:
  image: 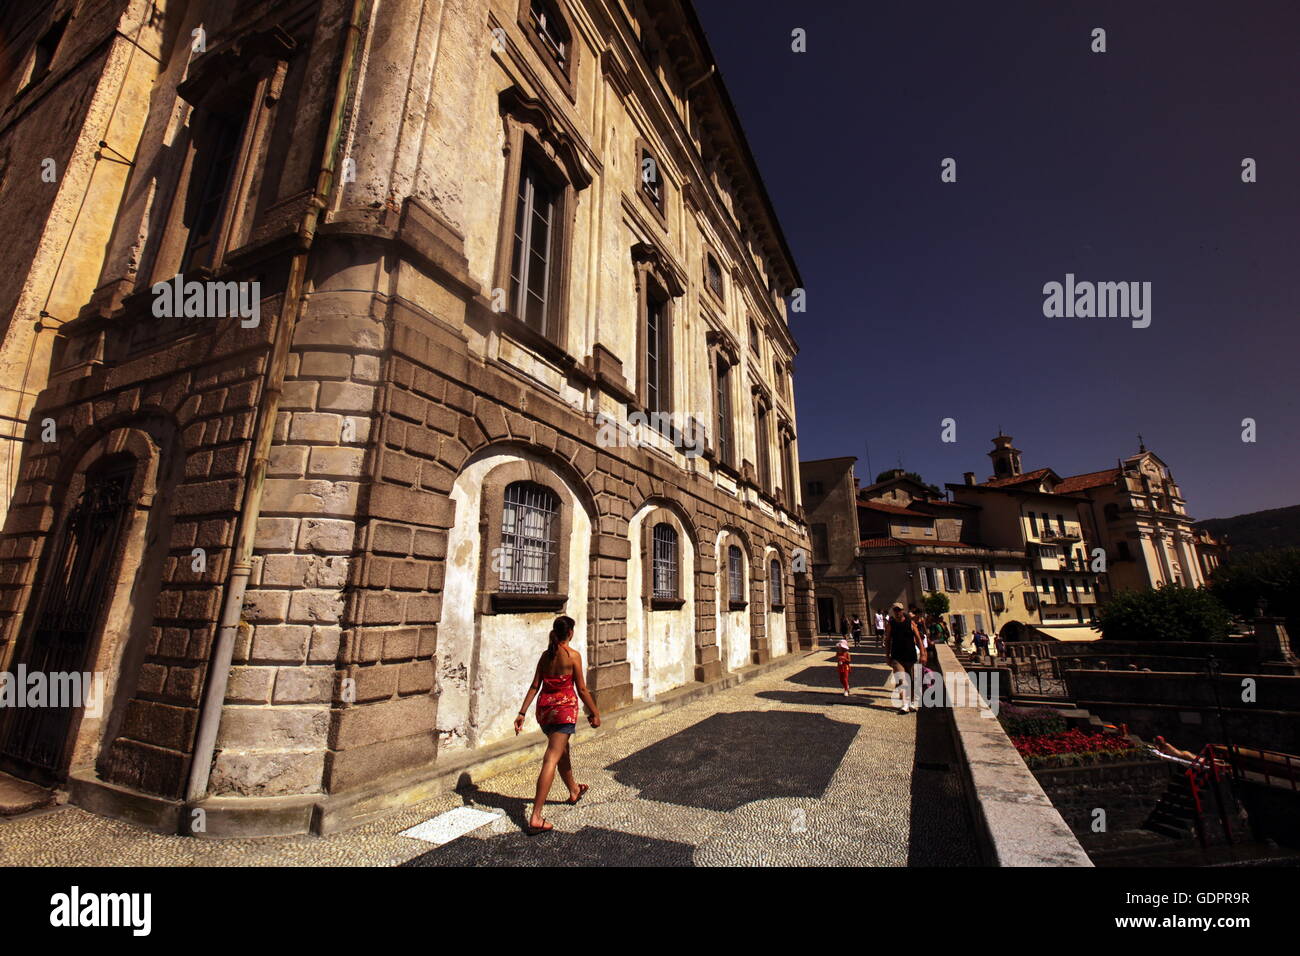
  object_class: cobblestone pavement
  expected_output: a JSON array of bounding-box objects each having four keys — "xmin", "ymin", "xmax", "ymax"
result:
[{"xmin": 0, "ymin": 644, "xmax": 979, "ymax": 866}]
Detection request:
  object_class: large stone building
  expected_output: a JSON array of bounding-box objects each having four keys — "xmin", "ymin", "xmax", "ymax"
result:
[
  {"xmin": 799, "ymin": 457, "xmax": 866, "ymax": 634},
  {"xmin": 0, "ymin": 0, "xmax": 812, "ymax": 835}
]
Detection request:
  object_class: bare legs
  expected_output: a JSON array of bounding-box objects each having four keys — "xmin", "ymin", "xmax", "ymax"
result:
[
  {"xmin": 528, "ymin": 732, "xmax": 582, "ymax": 829},
  {"xmin": 558, "ymin": 739, "xmax": 580, "ymax": 800},
  {"xmin": 887, "ymin": 660, "xmax": 914, "ymax": 712}
]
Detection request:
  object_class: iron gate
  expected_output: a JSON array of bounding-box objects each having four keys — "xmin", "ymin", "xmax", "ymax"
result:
[{"xmin": 0, "ymin": 461, "xmax": 134, "ymax": 774}]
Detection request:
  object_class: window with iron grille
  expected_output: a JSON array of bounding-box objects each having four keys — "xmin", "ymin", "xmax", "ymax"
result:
[
  {"xmin": 727, "ymin": 545, "xmax": 744, "ymax": 604},
  {"xmin": 652, "ymin": 523, "xmax": 678, "ymax": 600},
  {"xmin": 769, "ymin": 558, "xmax": 783, "ymax": 610},
  {"xmin": 499, "ymin": 481, "xmax": 559, "ymax": 593},
  {"xmin": 508, "ymin": 156, "xmax": 558, "ymax": 334}
]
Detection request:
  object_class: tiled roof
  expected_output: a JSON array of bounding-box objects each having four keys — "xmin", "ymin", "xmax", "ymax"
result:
[
  {"xmin": 978, "ymin": 467, "xmax": 1054, "ymax": 488},
  {"xmin": 859, "ymin": 536, "xmax": 975, "ymax": 550},
  {"xmin": 858, "ymin": 500, "xmax": 934, "ymax": 517},
  {"xmin": 912, "ymin": 498, "xmax": 976, "ymax": 510},
  {"xmin": 1055, "ymin": 468, "xmax": 1121, "ymax": 493}
]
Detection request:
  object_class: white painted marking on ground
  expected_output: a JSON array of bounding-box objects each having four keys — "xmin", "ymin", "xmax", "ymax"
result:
[{"xmin": 399, "ymin": 806, "xmax": 502, "ymax": 845}]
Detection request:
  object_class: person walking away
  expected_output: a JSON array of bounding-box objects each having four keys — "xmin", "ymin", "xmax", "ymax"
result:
[
  {"xmin": 514, "ymin": 616, "xmax": 601, "ymax": 835},
  {"xmin": 834, "ymin": 639, "xmax": 853, "ymax": 696},
  {"xmin": 885, "ymin": 604, "xmax": 925, "ymax": 713},
  {"xmin": 874, "ymin": 610, "xmax": 886, "ymax": 647},
  {"xmin": 929, "ymin": 616, "xmax": 949, "ymax": 649}
]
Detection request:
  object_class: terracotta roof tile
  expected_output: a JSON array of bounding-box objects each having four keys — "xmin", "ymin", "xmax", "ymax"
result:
[
  {"xmin": 979, "ymin": 467, "xmax": 1054, "ymax": 488},
  {"xmin": 1055, "ymin": 468, "xmax": 1121, "ymax": 493},
  {"xmin": 858, "ymin": 500, "xmax": 933, "ymax": 516},
  {"xmin": 859, "ymin": 536, "xmax": 974, "ymax": 549}
]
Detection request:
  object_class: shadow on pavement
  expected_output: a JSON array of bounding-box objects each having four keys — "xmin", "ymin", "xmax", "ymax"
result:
[
  {"xmin": 785, "ymin": 665, "xmax": 846, "ymax": 689},
  {"xmin": 906, "ymin": 701, "xmax": 981, "ymax": 866},
  {"xmin": 605, "ymin": 710, "xmax": 857, "ymax": 811},
  {"xmin": 754, "ymin": 689, "xmax": 885, "ymax": 708},
  {"xmin": 401, "ymin": 826, "xmax": 696, "ymax": 867}
]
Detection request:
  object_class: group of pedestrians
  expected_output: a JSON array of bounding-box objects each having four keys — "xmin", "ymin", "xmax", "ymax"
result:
[{"xmin": 832, "ymin": 603, "xmax": 939, "ymax": 713}]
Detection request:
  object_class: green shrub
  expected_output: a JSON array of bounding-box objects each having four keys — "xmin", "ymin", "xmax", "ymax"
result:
[
  {"xmin": 923, "ymin": 592, "xmax": 950, "ymax": 617},
  {"xmin": 1097, "ymin": 584, "xmax": 1231, "ymax": 642}
]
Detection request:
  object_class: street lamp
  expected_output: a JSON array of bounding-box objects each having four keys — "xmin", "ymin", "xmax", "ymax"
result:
[{"xmin": 1206, "ymin": 654, "xmax": 1236, "ymax": 769}]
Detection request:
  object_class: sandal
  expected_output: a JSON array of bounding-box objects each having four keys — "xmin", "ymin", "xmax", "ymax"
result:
[
  {"xmin": 525, "ymin": 820, "xmax": 554, "ymax": 836},
  {"xmin": 567, "ymin": 784, "xmax": 589, "ymax": 805}
]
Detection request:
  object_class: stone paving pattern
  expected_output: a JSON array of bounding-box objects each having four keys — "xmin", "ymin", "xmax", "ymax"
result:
[{"xmin": 0, "ymin": 646, "xmax": 979, "ymax": 866}]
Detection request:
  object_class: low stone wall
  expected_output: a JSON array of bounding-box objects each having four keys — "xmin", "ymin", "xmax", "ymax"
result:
[
  {"xmin": 1006, "ymin": 639, "xmax": 1261, "ymax": 673},
  {"xmin": 1032, "ymin": 759, "xmax": 1171, "ymax": 835},
  {"xmin": 1065, "ymin": 669, "xmax": 1300, "ymax": 754},
  {"xmin": 931, "ymin": 645, "xmax": 1093, "ymax": 867}
]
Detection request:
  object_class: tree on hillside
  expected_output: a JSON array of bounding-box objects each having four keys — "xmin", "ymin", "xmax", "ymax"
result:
[
  {"xmin": 1096, "ymin": 585, "xmax": 1231, "ymax": 643},
  {"xmin": 1209, "ymin": 548, "xmax": 1300, "ymax": 636}
]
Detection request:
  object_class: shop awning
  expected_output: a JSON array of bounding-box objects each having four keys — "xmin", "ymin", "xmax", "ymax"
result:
[{"xmin": 1030, "ymin": 625, "xmax": 1103, "ymax": 643}]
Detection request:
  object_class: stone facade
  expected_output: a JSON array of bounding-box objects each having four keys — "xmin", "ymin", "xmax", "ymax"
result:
[
  {"xmin": 798, "ymin": 457, "xmax": 865, "ymax": 634},
  {"xmin": 0, "ymin": 0, "xmax": 813, "ymax": 831}
]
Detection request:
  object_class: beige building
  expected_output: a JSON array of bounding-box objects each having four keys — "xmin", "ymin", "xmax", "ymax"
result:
[
  {"xmin": 0, "ymin": 0, "xmax": 813, "ymax": 834},
  {"xmin": 0, "ymin": 2, "xmax": 159, "ymax": 525},
  {"xmin": 1063, "ymin": 446, "xmax": 1207, "ymax": 592},
  {"xmin": 1192, "ymin": 527, "xmax": 1228, "ymax": 581},
  {"xmin": 856, "ymin": 471, "xmax": 1033, "ymax": 646},
  {"xmin": 949, "ymin": 436, "xmax": 1106, "ymax": 639}
]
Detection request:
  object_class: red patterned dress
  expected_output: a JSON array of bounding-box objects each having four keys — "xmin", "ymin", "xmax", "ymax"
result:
[{"xmin": 536, "ymin": 673, "xmax": 579, "ymax": 731}]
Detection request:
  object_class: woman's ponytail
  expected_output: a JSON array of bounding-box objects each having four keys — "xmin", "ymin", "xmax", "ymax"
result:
[{"xmin": 546, "ymin": 615, "xmax": 575, "ymax": 661}]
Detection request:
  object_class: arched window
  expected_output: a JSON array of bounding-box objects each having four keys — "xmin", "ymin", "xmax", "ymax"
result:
[
  {"xmin": 769, "ymin": 558, "xmax": 783, "ymax": 611},
  {"xmin": 500, "ymin": 481, "xmax": 560, "ymax": 593},
  {"xmin": 727, "ymin": 544, "xmax": 745, "ymax": 606},
  {"xmin": 652, "ymin": 523, "xmax": 679, "ymax": 600}
]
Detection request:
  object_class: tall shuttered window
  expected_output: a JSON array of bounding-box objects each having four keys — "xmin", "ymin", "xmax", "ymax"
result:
[{"xmin": 509, "ymin": 158, "xmax": 558, "ymax": 335}]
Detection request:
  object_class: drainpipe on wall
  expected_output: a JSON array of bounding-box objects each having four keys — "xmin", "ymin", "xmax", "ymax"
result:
[{"xmin": 185, "ymin": 0, "xmax": 368, "ymax": 805}]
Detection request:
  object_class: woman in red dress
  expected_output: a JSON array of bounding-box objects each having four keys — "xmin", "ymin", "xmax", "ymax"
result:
[{"xmin": 513, "ymin": 615, "xmax": 601, "ymax": 834}]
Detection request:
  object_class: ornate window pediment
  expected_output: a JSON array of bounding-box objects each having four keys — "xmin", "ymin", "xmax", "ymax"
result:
[{"xmin": 498, "ymin": 86, "xmax": 593, "ymax": 190}]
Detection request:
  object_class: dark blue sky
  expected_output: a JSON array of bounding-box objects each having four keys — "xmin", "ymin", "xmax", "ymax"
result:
[{"xmin": 693, "ymin": 0, "xmax": 1299, "ymax": 520}]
